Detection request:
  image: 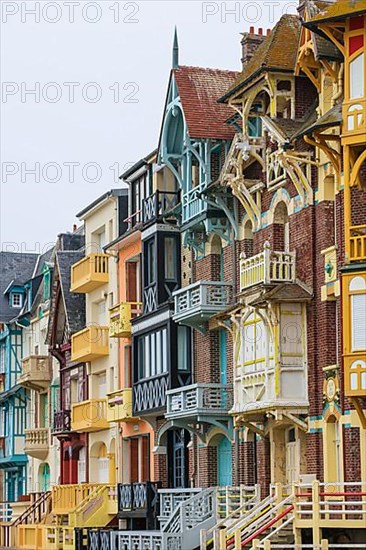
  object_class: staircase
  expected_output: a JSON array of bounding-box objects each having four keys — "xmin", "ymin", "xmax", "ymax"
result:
[
  {"xmin": 0, "ymin": 492, "xmax": 51, "ymax": 549},
  {"xmin": 110, "ymin": 487, "xmax": 216, "ymax": 550},
  {"xmin": 85, "ymin": 485, "xmax": 258, "ymax": 550},
  {"xmin": 14, "ymin": 484, "xmax": 117, "ymax": 550},
  {"xmin": 202, "ymin": 485, "xmax": 295, "ymax": 550}
]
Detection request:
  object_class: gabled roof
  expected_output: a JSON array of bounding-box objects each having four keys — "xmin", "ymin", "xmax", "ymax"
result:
[
  {"xmin": 76, "ymin": 189, "xmax": 127, "ymax": 219},
  {"xmin": 46, "ymin": 250, "xmax": 86, "ymax": 345},
  {"xmin": 57, "ymin": 251, "xmax": 86, "ymax": 336},
  {"xmin": 220, "ymin": 15, "xmax": 301, "ymax": 102},
  {"xmin": 0, "ymin": 252, "xmax": 39, "ymax": 324},
  {"xmin": 304, "ymin": 0, "xmax": 366, "ymax": 26},
  {"xmin": 173, "ymin": 65, "xmax": 239, "ymax": 139}
]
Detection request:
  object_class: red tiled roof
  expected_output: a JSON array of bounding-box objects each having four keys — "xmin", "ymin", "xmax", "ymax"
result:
[{"xmin": 173, "ymin": 66, "xmax": 239, "ymax": 140}]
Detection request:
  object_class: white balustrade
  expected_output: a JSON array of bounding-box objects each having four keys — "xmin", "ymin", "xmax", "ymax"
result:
[{"xmin": 240, "ymin": 244, "xmax": 296, "ymax": 292}]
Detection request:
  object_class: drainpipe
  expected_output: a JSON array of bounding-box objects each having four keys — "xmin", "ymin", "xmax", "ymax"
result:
[
  {"xmin": 234, "ymin": 428, "xmax": 239, "ymax": 485},
  {"xmin": 332, "ymin": 63, "xmax": 344, "ymax": 106}
]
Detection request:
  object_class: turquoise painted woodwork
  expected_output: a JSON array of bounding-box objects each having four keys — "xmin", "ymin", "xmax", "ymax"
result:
[
  {"xmin": 217, "ymin": 437, "xmax": 232, "ymax": 486},
  {"xmin": 159, "ymin": 73, "xmax": 231, "ymax": 229},
  {"xmin": 0, "ymin": 323, "xmax": 28, "ymax": 501},
  {"xmin": 219, "ymin": 330, "xmax": 227, "ymax": 385}
]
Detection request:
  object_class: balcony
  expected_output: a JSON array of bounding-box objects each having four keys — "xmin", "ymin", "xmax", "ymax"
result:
[
  {"xmin": 18, "ymin": 355, "xmax": 52, "ymax": 390},
  {"xmin": 71, "ymin": 399, "xmax": 109, "ymax": 432},
  {"xmin": 166, "ymin": 384, "xmax": 233, "ymax": 421},
  {"xmin": 117, "ymin": 482, "xmax": 161, "ymax": 525},
  {"xmin": 173, "ymin": 281, "xmax": 232, "ymax": 330},
  {"xmin": 71, "ymin": 326, "xmax": 109, "ymax": 363},
  {"xmin": 106, "ymin": 389, "xmax": 135, "ymax": 422},
  {"xmin": 109, "ymin": 302, "xmax": 141, "ymax": 338},
  {"xmin": 142, "ymin": 190, "xmax": 179, "ymax": 225},
  {"xmin": 52, "ymin": 409, "xmax": 72, "ymax": 436},
  {"xmin": 70, "ymin": 253, "xmax": 109, "ymax": 293},
  {"xmin": 349, "ymin": 225, "xmax": 366, "ymax": 262},
  {"xmin": 24, "ymin": 428, "xmax": 50, "ymax": 460},
  {"xmin": 342, "ymin": 99, "xmax": 366, "ymax": 144},
  {"xmin": 240, "ymin": 246, "xmax": 296, "ymax": 292}
]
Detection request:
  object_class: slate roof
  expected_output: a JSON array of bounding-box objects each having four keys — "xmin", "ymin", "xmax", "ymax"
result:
[
  {"xmin": 56, "ymin": 251, "xmax": 86, "ymax": 335},
  {"xmin": 173, "ymin": 66, "xmax": 239, "ymax": 139},
  {"xmin": 220, "ymin": 15, "xmax": 301, "ymax": 102},
  {"xmin": 304, "ymin": 0, "xmax": 366, "ymax": 26},
  {"xmin": 0, "ymin": 252, "xmax": 38, "ymax": 323},
  {"xmin": 301, "ymin": 1, "xmax": 343, "ymax": 60}
]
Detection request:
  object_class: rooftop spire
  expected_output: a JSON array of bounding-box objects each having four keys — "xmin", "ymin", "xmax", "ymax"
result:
[{"xmin": 172, "ymin": 26, "xmax": 179, "ymax": 69}]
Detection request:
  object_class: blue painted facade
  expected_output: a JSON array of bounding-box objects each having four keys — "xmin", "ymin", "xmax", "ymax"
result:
[{"xmin": 0, "ymin": 320, "xmax": 28, "ymax": 501}]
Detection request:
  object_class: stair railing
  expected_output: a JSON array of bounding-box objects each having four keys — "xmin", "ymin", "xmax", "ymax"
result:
[
  {"xmin": 200, "ymin": 492, "xmax": 261, "ymax": 549},
  {"xmin": 226, "ymin": 495, "xmax": 294, "ymax": 549},
  {"xmin": 0, "ymin": 492, "xmax": 51, "ymax": 548}
]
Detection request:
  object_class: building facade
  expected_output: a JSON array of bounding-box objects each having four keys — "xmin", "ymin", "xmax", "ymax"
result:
[{"xmin": 0, "ymin": 1, "xmax": 365, "ymax": 548}]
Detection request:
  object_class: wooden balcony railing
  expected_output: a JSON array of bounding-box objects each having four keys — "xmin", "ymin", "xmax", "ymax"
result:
[
  {"xmin": 173, "ymin": 281, "xmax": 232, "ymax": 328},
  {"xmin": 106, "ymin": 389, "xmax": 134, "ymax": 422},
  {"xmin": 240, "ymin": 244, "xmax": 296, "ymax": 292},
  {"xmin": 109, "ymin": 302, "xmax": 141, "ymax": 338},
  {"xmin": 52, "ymin": 409, "xmax": 71, "ymax": 435},
  {"xmin": 117, "ymin": 482, "xmax": 161, "ymax": 526},
  {"xmin": 142, "ymin": 190, "xmax": 179, "ymax": 225},
  {"xmin": 349, "ymin": 224, "xmax": 366, "ymax": 262},
  {"xmin": 24, "ymin": 428, "xmax": 50, "ymax": 460},
  {"xmin": 70, "ymin": 253, "xmax": 109, "ymax": 293},
  {"xmin": 166, "ymin": 383, "xmax": 233, "ymax": 420},
  {"xmin": 71, "ymin": 326, "xmax": 109, "ymax": 363},
  {"xmin": 18, "ymin": 355, "xmax": 51, "ymax": 390},
  {"xmin": 71, "ymin": 399, "xmax": 109, "ymax": 432}
]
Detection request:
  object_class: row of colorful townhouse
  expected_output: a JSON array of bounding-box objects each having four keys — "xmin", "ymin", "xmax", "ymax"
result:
[{"xmin": 0, "ymin": 1, "xmax": 365, "ymax": 548}]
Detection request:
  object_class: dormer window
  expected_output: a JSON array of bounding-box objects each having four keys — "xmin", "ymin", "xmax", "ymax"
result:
[{"xmin": 11, "ymin": 293, "xmax": 22, "ymax": 308}]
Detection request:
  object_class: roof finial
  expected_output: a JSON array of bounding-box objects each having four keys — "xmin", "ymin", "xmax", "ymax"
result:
[{"xmin": 172, "ymin": 26, "xmax": 179, "ymax": 69}]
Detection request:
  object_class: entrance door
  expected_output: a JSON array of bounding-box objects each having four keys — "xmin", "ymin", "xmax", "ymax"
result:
[
  {"xmin": 286, "ymin": 428, "xmax": 299, "ymax": 483},
  {"xmin": 98, "ymin": 458, "xmax": 109, "ymax": 483},
  {"xmin": 169, "ymin": 429, "xmax": 188, "ymax": 488},
  {"xmin": 41, "ymin": 464, "xmax": 50, "ymax": 491},
  {"xmin": 217, "ymin": 437, "xmax": 232, "ymax": 486}
]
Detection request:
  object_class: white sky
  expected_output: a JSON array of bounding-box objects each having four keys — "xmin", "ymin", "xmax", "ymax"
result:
[{"xmin": 0, "ymin": 0, "xmax": 298, "ymax": 251}]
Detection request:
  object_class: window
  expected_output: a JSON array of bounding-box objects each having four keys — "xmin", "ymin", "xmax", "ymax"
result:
[
  {"xmin": 177, "ymin": 326, "xmax": 190, "ymax": 371},
  {"xmin": 11, "ymin": 293, "xmax": 22, "ymax": 308},
  {"xmin": 137, "ymin": 328, "xmax": 168, "ymax": 379},
  {"xmin": 350, "ymin": 53, "xmax": 364, "ymax": 99},
  {"xmin": 164, "ymin": 237, "xmax": 176, "ymax": 280},
  {"xmin": 43, "ymin": 269, "xmax": 51, "ymax": 301},
  {"xmin": 350, "ymin": 276, "xmax": 366, "ymax": 351},
  {"xmin": 147, "ymin": 239, "xmax": 155, "ymax": 285}
]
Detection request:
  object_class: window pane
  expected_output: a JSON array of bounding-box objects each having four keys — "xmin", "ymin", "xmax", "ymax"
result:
[
  {"xmin": 162, "ymin": 329, "xmax": 168, "ymax": 373},
  {"xmin": 156, "ymin": 330, "xmax": 162, "ymax": 375},
  {"xmin": 351, "ymin": 294, "xmax": 366, "ymax": 350},
  {"xmin": 178, "ymin": 326, "xmax": 189, "ymax": 370},
  {"xmin": 164, "ymin": 237, "xmax": 176, "ymax": 280},
  {"xmin": 350, "ymin": 53, "xmax": 365, "ymax": 99},
  {"xmin": 151, "ymin": 333, "xmax": 156, "ymax": 377}
]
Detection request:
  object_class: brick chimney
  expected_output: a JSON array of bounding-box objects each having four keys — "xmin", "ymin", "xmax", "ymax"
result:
[{"xmin": 240, "ymin": 27, "xmax": 269, "ymax": 69}]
